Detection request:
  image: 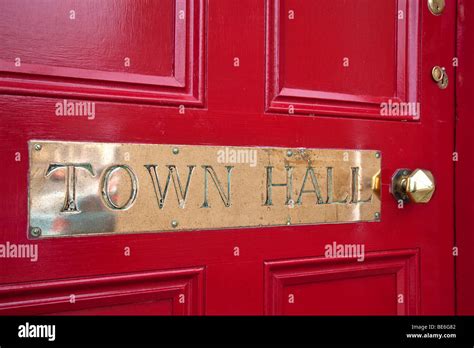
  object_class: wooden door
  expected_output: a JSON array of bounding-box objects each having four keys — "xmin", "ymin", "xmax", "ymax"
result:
[{"xmin": 0, "ymin": 0, "xmax": 456, "ymax": 315}]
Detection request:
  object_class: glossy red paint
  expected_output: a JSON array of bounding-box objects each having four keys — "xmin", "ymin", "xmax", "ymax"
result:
[
  {"xmin": 456, "ymin": 0, "xmax": 474, "ymax": 316},
  {"xmin": 266, "ymin": 0, "xmax": 420, "ymax": 120},
  {"xmin": 0, "ymin": 267, "xmax": 204, "ymax": 315},
  {"xmin": 0, "ymin": 0, "xmax": 459, "ymax": 315},
  {"xmin": 265, "ymin": 250, "xmax": 419, "ymax": 315},
  {"xmin": 0, "ymin": 0, "xmax": 205, "ymax": 106}
]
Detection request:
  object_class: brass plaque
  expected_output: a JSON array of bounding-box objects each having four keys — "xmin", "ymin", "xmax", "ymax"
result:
[{"xmin": 28, "ymin": 141, "xmax": 381, "ymax": 238}]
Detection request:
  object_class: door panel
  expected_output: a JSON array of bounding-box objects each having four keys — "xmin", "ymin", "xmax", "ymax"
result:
[
  {"xmin": 0, "ymin": 0, "xmax": 205, "ymax": 105},
  {"xmin": 0, "ymin": 267, "xmax": 204, "ymax": 315},
  {"xmin": 0, "ymin": 0, "xmax": 456, "ymax": 315},
  {"xmin": 266, "ymin": 0, "xmax": 419, "ymax": 118},
  {"xmin": 265, "ymin": 250, "xmax": 418, "ymax": 315}
]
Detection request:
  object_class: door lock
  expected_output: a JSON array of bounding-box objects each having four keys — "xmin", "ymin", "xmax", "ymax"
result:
[
  {"xmin": 428, "ymin": 0, "xmax": 446, "ymax": 15},
  {"xmin": 432, "ymin": 66, "xmax": 449, "ymax": 89},
  {"xmin": 391, "ymin": 169, "xmax": 436, "ymax": 204}
]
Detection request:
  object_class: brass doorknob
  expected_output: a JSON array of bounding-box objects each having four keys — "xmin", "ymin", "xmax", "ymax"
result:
[{"xmin": 391, "ymin": 169, "xmax": 436, "ymax": 203}]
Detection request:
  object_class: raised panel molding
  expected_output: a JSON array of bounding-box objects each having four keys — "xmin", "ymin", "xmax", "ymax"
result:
[
  {"xmin": 264, "ymin": 249, "xmax": 419, "ymax": 315},
  {"xmin": 0, "ymin": 267, "xmax": 204, "ymax": 315},
  {"xmin": 265, "ymin": 0, "xmax": 420, "ymax": 119},
  {"xmin": 0, "ymin": 0, "xmax": 205, "ymax": 107}
]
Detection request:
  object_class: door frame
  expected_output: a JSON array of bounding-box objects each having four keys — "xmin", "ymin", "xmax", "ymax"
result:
[{"xmin": 455, "ymin": 0, "xmax": 474, "ymax": 315}]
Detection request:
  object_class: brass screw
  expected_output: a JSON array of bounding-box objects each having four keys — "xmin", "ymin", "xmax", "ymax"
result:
[
  {"xmin": 30, "ymin": 227, "xmax": 42, "ymax": 237},
  {"xmin": 172, "ymin": 147, "xmax": 179, "ymax": 155},
  {"xmin": 34, "ymin": 144, "xmax": 42, "ymax": 151},
  {"xmin": 171, "ymin": 220, "xmax": 179, "ymax": 228}
]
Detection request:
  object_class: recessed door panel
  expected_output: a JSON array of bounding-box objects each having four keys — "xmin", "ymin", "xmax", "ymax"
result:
[{"xmin": 266, "ymin": 0, "xmax": 420, "ymax": 118}]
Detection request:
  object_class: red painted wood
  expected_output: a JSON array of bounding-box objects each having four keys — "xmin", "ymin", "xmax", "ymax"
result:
[
  {"xmin": 0, "ymin": 267, "xmax": 204, "ymax": 315},
  {"xmin": 0, "ymin": 0, "xmax": 458, "ymax": 315},
  {"xmin": 265, "ymin": 250, "xmax": 419, "ymax": 315},
  {"xmin": 266, "ymin": 0, "xmax": 420, "ymax": 119},
  {"xmin": 456, "ymin": 0, "xmax": 474, "ymax": 316},
  {"xmin": 0, "ymin": 0, "xmax": 205, "ymax": 106}
]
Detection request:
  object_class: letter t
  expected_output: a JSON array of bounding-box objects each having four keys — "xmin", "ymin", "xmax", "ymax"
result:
[{"xmin": 46, "ymin": 163, "xmax": 95, "ymax": 213}]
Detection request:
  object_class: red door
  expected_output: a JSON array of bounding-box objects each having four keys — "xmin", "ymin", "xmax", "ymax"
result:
[{"xmin": 0, "ymin": 0, "xmax": 456, "ymax": 315}]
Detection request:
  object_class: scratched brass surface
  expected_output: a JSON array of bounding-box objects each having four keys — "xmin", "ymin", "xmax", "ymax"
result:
[{"xmin": 28, "ymin": 141, "xmax": 381, "ymax": 238}]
